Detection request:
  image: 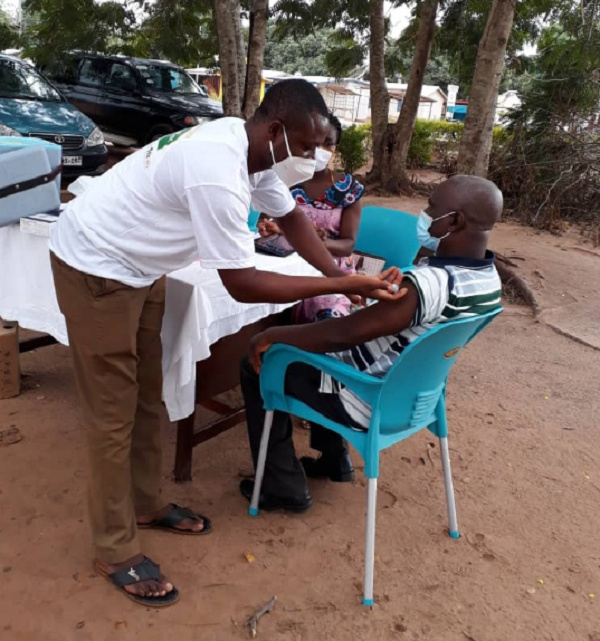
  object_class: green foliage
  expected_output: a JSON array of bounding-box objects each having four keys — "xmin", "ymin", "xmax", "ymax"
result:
[
  {"xmin": 324, "ymin": 38, "xmax": 365, "ymax": 78},
  {"xmin": 511, "ymin": 19, "xmax": 600, "ymax": 133},
  {"xmin": 271, "ymin": 0, "xmax": 405, "ymax": 78},
  {"xmin": 271, "ymin": 0, "xmax": 374, "ymax": 39},
  {"xmin": 354, "ymin": 119, "xmax": 512, "ymax": 173},
  {"xmin": 129, "ymin": 0, "xmax": 217, "ymax": 67},
  {"xmin": 21, "ymin": 0, "xmax": 217, "ymax": 69},
  {"xmin": 263, "ymin": 24, "xmax": 334, "ymax": 75},
  {"xmin": 0, "ymin": 9, "xmax": 19, "ymax": 51},
  {"xmin": 490, "ymin": 3, "xmax": 600, "ymax": 229},
  {"xmin": 337, "ymin": 124, "xmax": 369, "ymax": 174},
  {"xmin": 22, "ymin": 0, "xmax": 137, "ymax": 67},
  {"xmin": 435, "ymin": 0, "xmax": 557, "ymax": 96},
  {"xmin": 407, "ymin": 119, "xmax": 437, "ymax": 167},
  {"xmin": 270, "ymin": 1, "xmax": 372, "ymax": 78},
  {"xmin": 407, "ymin": 120, "xmax": 469, "ymax": 169},
  {"xmin": 385, "ymin": 28, "xmax": 455, "ymax": 92}
]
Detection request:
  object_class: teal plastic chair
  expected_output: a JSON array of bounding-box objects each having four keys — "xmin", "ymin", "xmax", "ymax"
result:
[
  {"xmin": 355, "ymin": 206, "xmax": 420, "ymax": 269},
  {"xmin": 248, "ymin": 205, "xmax": 260, "ymax": 232},
  {"xmin": 249, "ymin": 308, "xmax": 502, "ymax": 606}
]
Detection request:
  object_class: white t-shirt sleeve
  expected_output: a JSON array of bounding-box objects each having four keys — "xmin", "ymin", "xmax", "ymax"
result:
[
  {"xmin": 404, "ymin": 267, "xmax": 450, "ymax": 325},
  {"xmin": 250, "ymin": 169, "xmax": 296, "ymax": 218},
  {"xmin": 184, "ymin": 184, "xmax": 255, "ymax": 270}
]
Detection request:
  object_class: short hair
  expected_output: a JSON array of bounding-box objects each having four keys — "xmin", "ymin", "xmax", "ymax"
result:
[
  {"xmin": 328, "ymin": 112, "xmax": 343, "ymax": 145},
  {"xmin": 256, "ymin": 79, "xmax": 329, "ymax": 126}
]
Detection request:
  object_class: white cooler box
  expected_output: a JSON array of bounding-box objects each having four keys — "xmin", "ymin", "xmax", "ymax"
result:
[{"xmin": 0, "ymin": 137, "xmax": 62, "ymax": 227}]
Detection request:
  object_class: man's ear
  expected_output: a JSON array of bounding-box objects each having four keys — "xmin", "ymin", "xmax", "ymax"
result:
[
  {"xmin": 449, "ymin": 210, "xmax": 466, "ymax": 232},
  {"xmin": 267, "ymin": 120, "xmax": 284, "ymax": 142}
]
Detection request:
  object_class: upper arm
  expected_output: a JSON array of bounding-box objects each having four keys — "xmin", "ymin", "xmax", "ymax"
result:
[
  {"xmin": 318, "ymin": 279, "xmax": 420, "ymax": 348},
  {"xmin": 338, "ymin": 200, "xmax": 362, "ymax": 244},
  {"xmin": 404, "ymin": 268, "xmax": 450, "ymax": 324},
  {"xmin": 251, "ymin": 170, "xmax": 295, "ymax": 218}
]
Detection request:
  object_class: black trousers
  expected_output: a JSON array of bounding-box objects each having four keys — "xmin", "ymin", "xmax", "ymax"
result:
[{"xmin": 240, "ymin": 357, "xmax": 360, "ymax": 498}]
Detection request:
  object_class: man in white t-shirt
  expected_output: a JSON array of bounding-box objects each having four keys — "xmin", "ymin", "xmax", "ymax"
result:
[{"xmin": 49, "ymin": 79, "xmax": 402, "ymax": 607}]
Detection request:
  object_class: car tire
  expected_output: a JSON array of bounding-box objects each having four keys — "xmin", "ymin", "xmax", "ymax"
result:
[{"xmin": 147, "ymin": 123, "xmax": 175, "ymax": 144}]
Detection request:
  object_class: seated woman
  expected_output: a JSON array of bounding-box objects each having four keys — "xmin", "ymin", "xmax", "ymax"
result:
[
  {"xmin": 258, "ymin": 113, "xmax": 366, "ymax": 483},
  {"xmin": 259, "ymin": 112, "xmax": 365, "ymax": 323}
]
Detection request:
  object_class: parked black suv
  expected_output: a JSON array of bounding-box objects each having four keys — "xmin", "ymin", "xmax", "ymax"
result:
[{"xmin": 47, "ymin": 53, "xmax": 223, "ymax": 146}]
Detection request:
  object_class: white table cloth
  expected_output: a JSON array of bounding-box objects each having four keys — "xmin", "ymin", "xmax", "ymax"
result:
[{"xmin": 0, "ymin": 224, "xmax": 320, "ymax": 420}]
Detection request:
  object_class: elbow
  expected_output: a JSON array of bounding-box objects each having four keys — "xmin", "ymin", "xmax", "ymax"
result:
[
  {"xmin": 221, "ymin": 278, "xmax": 257, "ymax": 303},
  {"xmin": 220, "ymin": 268, "xmax": 262, "ymax": 303},
  {"xmin": 227, "ymin": 286, "xmax": 256, "ymax": 304},
  {"xmin": 332, "ymin": 239, "xmax": 356, "ymax": 258}
]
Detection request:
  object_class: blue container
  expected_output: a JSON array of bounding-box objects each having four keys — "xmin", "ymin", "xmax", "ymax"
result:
[{"xmin": 0, "ymin": 136, "xmax": 62, "ymax": 227}]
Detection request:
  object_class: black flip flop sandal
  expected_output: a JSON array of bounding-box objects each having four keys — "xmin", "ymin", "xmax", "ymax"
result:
[
  {"xmin": 95, "ymin": 556, "xmax": 180, "ymax": 607},
  {"xmin": 138, "ymin": 503, "xmax": 212, "ymax": 536}
]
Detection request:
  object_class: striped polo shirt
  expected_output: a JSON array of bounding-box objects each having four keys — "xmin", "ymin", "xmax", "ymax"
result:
[{"xmin": 320, "ymin": 251, "xmax": 502, "ymax": 428}]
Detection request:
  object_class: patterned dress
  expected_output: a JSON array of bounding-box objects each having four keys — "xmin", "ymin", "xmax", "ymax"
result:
[{"xmin": 291, "ymin": 173, "xmax": 365, "ymax": 323}]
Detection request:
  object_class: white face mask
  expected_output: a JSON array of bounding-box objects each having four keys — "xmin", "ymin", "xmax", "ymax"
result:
[
  {"xmin": 269, "ymin": 126, "xmax": 317, "ymax": 187},
  {"xmin": 417, "ymin": 210, "xmax": 456, "ymax": 252},
  {"xmin": 315, "ymin": 147, "xmax": 333, "ymax": 172}
]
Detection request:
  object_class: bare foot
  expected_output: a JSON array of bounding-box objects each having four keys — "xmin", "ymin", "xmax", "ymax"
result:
[
  {"xmin": 94, "ymin": 554, "xmax": 174, "ymax": 599},
  {"xmin": 137, "ymin": 503, "xmax": 207, "ymax": 533}
]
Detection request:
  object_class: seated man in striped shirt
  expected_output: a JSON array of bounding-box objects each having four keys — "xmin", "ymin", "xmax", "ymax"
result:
[{"xmin": 239, "ymin": 175, "xmax": 503, "ymax": 513}]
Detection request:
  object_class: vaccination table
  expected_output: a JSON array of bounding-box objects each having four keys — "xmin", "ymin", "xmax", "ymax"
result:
[{"xmin": 0, "ymin": 223, "xmax": 320, "ymax": 481}]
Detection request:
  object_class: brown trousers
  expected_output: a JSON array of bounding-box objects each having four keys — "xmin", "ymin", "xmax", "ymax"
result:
[{"xmin": 51, "ymin": 253, "xmax": 165, "ymax": 563}]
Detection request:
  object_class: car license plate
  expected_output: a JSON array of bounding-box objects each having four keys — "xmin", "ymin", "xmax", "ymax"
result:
[{"xmin": 63, "ymin": 156, "xmax": 83, "ymax": 167}]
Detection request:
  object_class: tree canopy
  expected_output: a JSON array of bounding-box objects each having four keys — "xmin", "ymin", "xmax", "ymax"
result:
[
  {"xmin": 263, "ymin": 24, "xmax": 334, "ymax": 76},
  {"xmin": 21, "ymin": 0, "xmax": 136, "ymax": 66},
  {"xmin": 0, "ymin": 7, "xmax": 20, "ymax": 51},
  {"xmin": 491, "ymin": 0, "xmax": 600, "ymax": 227}
]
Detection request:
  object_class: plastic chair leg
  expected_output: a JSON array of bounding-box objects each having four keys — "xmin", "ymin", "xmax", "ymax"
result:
[
  {"xmin": 249, "ymin": 411, "xmax": 274, "ymax": 517},
  {"xmin": 439, "ymin": 436, "xmax": 459, "ymax": 538},
  {"xmin": 362, "ymin": 477, "xmax": 378, "ymax": 606}
]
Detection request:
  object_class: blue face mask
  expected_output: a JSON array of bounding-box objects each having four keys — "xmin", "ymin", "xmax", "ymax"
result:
[{"xmin": 416, "ymin": 210, "xmax": 456, "ymax": 252}]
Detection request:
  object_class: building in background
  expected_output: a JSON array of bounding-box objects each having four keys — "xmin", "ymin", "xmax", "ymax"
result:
[
  {"xmin": 294, "ymin": 76, "xmax": 446, "ymax": 125},
  {"xmin": 386, "ymin": 83, "xmax": 447, "ymax": 121},
  {"xmin": 185, "ymin": 66, "xmax": 454, "ymax": 126}
]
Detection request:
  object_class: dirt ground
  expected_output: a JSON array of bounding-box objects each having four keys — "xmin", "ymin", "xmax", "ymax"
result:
[{"xmin": 1, "ymin": 194, "xmax": 600, "ymax": 641}]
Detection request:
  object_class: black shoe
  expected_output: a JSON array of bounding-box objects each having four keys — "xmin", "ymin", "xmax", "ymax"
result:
[
  {"xmin": 300, "ymin": 454, "xmax": 355, "ymax": 483},
  {"xmin": 239, "ymin": 479, "xmax": 313, "ymax": 514}
]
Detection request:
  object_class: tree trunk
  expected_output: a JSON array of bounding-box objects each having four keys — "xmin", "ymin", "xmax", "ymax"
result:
[
  {"xmin": 457, "ymin": 0, "xmax": 516, "ymax": 176},
  {"xmin": 215, "ymin": 0, "xmax": 242, "ymax": 117},
  {"xmin": 379, "ymin": 0, "xmax": 438, "ymax": 194},
  {"xmin": 243, "ymin": 0, "xmax": 269, "ymax": 119},
  {"xmin": 232, "ymin": 0, "xmax": 246, "ymax": 106},
  {"xmin": 366, "ymin": 0, "xmax": 389, "ymax": 184}
]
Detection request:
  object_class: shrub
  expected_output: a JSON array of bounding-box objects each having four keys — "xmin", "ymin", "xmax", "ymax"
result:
[
  {"xmin": 347, "ymin": 119, "xmax": 510, "ymax": 175},
  {"xmin": 337, "ymin": 125, "xmax": 369, "ymax": 174},
  {"xmin": 407, "ymin": 120, "xmax": 438, "ymax": 168},
  {"xmin": 355, "ymin": 123, "xmax": 373, "ymax": 157}
]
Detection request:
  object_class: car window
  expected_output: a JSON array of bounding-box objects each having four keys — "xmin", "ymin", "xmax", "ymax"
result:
[
  {"xmin": 104, "ymin": 63, "xmax": 138, "ymax": 93},
  {"xmin": 79, "ymin": 59, "xmax": 109, "ymax": 86},
  {"xmin": 0, "ymin": 59, "xmax": 62, "ymax": 102},
  {"xmin": 45, "ymin": 57, "xmax": 80, "ymax": 84},
  {"xmin": 135, "ymin": 64, "xmax": 208, "ymax": 96}
]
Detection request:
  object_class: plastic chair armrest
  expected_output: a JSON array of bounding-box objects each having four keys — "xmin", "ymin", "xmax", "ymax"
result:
[{"xmin": 260, "ymin": 344, "xmax": 383, "ymax": 408}]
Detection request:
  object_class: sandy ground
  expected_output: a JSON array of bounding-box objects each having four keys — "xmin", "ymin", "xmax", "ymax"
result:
[{"xmin": 1, "ymin": 195, "xmax": 600, "ymax": 641}]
